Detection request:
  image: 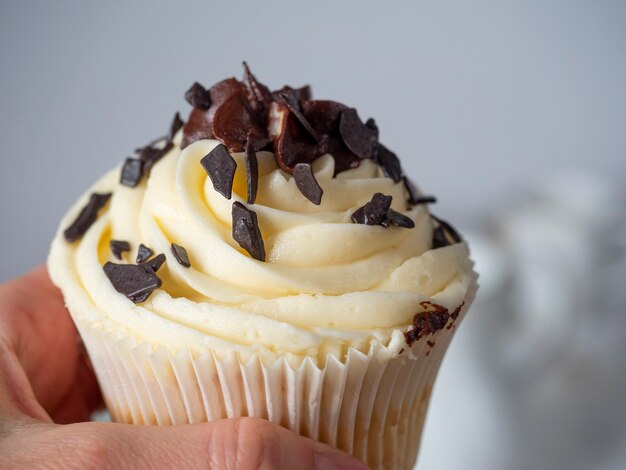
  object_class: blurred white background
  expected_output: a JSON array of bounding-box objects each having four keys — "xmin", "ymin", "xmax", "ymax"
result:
[{"xmin": 1, "ymin": 1, "xmax": 625, "ymax": 469}]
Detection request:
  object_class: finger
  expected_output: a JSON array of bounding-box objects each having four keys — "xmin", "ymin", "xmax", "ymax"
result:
[
  {"xmin": 1, "ymin": 418, "xmax": 368, "ymax": 470},
  {"xmin": 0, "ymin": 265, "xmax": 102, "ymax": 422}
]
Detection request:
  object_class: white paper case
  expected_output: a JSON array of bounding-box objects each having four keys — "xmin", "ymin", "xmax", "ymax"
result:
[{"xmin": 73, "ymin": 277, "xmax": 477, "ymax": 470}]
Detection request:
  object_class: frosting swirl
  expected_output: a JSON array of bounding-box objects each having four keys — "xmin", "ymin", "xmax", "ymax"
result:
[{"xmin": 49, "ymin": 131, "xmax": 473, "ymax": 363}]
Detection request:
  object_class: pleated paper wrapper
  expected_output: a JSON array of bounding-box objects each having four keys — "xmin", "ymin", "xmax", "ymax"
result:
[{"xmin": 73, "ymin": 274, "xmax": 477, "ymax": 470}]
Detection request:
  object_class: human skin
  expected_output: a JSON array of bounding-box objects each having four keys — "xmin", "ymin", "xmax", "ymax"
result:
[{"xmin": 0, "ymin": 266, "xmax": 367, "ymax": 469}]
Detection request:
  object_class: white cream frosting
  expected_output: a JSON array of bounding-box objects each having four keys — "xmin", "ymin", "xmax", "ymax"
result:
[{"xmin": 48, "ymin": 133, "xmax": 474, "ymax": 364}]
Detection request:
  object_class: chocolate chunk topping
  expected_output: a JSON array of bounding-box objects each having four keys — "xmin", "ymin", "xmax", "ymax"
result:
[
  {"xmin": 403, "ymin": 177, "xmax": 437, "ymax": 206},
  {"xmin": 242, "ymin": 62, "xmax": 272, "ymax": 114},
  {"xmin": 382, "ymin": 209, "xmax": 415, "ymax": 228},
  {"xmin": 200, "ymin": 144, "xmax": 237, "ymax": 199},
  {"xmin": 278, "ymin": 91, "xmax": 320, "ymax": 142},
  {"xmin": 139, "ymin": 140, "xmax": 174, "ymax": 174},
  {"xmin": 365, "ymin": 118, "xmax": 379, "ymax": 138},
  {"xmin": 432, "ymin": 226, "xmax": 451, "ymax": 249},
  {"xmin": 293, "ymin": 163, "xmax": 323, "ymax": 205},
  {"xmin": 339, "ymin": 108, "xmax": 378, "ymax": 159},
  {"xmin": 171, "ymin": 243, "xmax": 191, "ymax": 268},
  {"xmin": 232, "ymin": 201, "xmax": 265, "ymax": 261},
  {"xmin": 352, "ymin": 193, "xmax": 392, "ymax": 225},
  {"xmin": 110, "ymin": 240, "xmax": 131, "ymax": 260},
  {"xmin": 120, "ymin": 158, "xmax": 144, "ymax": 187},
  {"xmin": 169, "ymin": 112, "xmax": 184, "ymax": 141},
  {"xmin": 142, "ymin": 253, "xmax": 166, "ymax": 272},
  {"xmin": 244, "ymin": 136, "xmax": 259, "ymax": 204},
  {"xmin": 375, "ymin": 144, "xmax": 403, "ymax": 182},
  {"xmin": 136, "ymin": 244, "xmax": 154, "ymax": 264},
  {"xmin": 103, "ymin": 262, "xmax": 162, "ymax": 304},
  {"xmin": 431, "ymin": 214, "xmax": 462, "ymax": 249},
  {"xmin": 404, "ymin": 301, "xmax": 452, "ymax": 346},
  {"xmin": 184, "ymin": 82, "xmax": 212, "ymax": 109},
  {"xmin": 64, "ymin": 193, "xmax": 112, "ymax": 243}
]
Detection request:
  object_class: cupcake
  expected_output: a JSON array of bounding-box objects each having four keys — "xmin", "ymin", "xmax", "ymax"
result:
[{"xmin": 48, "ymin": 63, "xmax": 477, "ymax": 469}]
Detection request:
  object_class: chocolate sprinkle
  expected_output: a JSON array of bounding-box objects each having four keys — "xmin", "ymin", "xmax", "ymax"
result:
[
  {"xmin": 375, "ymin": 144, "xmax": 403, "ymax": 182},
  {"xmin": 278, "ymin": 91, "xmax": 320, "ymax": 142},
  {"xmin": 403, "ymin": 177, "xmax": 437, "ymax": 206},
  {"xmin": 382, "ymin": 208, "xmax": 415, "ymax": 229},
  {"xmin": 339, "ymin": 108, "xmax": 378, "ymax": 159},
  {"xmin": 184, "ymin": 82, "xmax": 211, "ymax": 109},
  {"xmin": 200, "ymin": 144, "xmax": 237, "ymax": 199},
  {"xmin": 103, "ymin": 262, "xmax": 162, "ymax": 304},
  {"xmin": 431, "ymin": 214, "xmax": 462, "ymax": 249},
  {"xmin": 293, "ymin": 163, "xmax": 323, "ymax": 205},
  {"xmin": 142, "ymin": 253, "xmax": 166, "ymax": 272},
  {"xmin": 171, "ymin": 243, "xmax": 191, "ymax": 268},
  {"xmin": 352, "ymin": 193, "xmax": 392, "ymax": 225},
  {"xmin": 244, "ymin": 135, "xmax": 259, "ymax": 204},
  {"xmin": 404, "ymin": 301, "xmax": 452, "ymax": 346},
  {"xmin": 64, "ymin": 193, "xmax": 112, "ymax": 243},
  {"xmin": 110, "ymin": 240, "xmax": 131, "ymax": 260},
  {"xmin": 136, "ymin": 244, "xmax": 154, "ymax": 264},
  {"xmin": 232, "ymin": 201, "xmax": 265, "ymax": 261},
  {"xmin": 169, "ymin": 112, "xmax": 184, "ymax": 141},
  {"xmin": 120, "ymin": 158, "xmax": 144, "ymax": 187}
]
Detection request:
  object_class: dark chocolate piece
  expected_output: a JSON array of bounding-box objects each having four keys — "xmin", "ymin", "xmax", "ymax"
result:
[
  {"xmin": 141, "ymin": 253, "xmax": 166, "ymax": 272},
  {"xmin": 232, "ymin": 201, "xmax": 265, "ymax": 261},
  {"xmin": 450, "ymin": 302, "xmax": 465, "ymax": 321},
  {"xmin": 103, "ymin": 262, "xmax": 162, "ymax": 304},
  {"xmin": 431, "ymin": 215, "xmax": 462, "ymax": 243},
  {"xmin": 365, "ymin": 118, "xmax": 379, "ymax": 138},
  {"xmin": 403, "ymin": 177, "xmax": 437, "ymax": 206},
  {"xmin": 171, "ymin": 243, "xmax": 191, "ymax": 268},
  {"xmin": 139, "ymin": 141, "xmax": 174, "ymax": 174},
  {"xmin": 432, "ymin": 226, "xmax": 451, "ymax": 249},
  {"xmin": 120, "ymin": 158, "xmax": 144, "ymax": 187},
  {"xmin": 375, "ymin": 144, "xmax": 403, "ymax": 182},
  {"xmin": 242, "ymin": 62, "xmax": 272, "ymax": 114},
  {"xmin": 352, "ymin": 193, "xmax": 392, "ymax": 225},
  {"xmin": 293, "ymin": 163, "xmax": 323, "ymax": 205},
  {"xmin": 136, "ymin": 244, "xmax": 154, "ymax": 264},
  {"xmin": 404, "ymin": 301, "xmax": 452, "ymax": 346},
  {"xmin": 278, "ymin": 91, "xmax": 320, "ymax": 142},
  {"xmin": 169, "ymin": 112, "xmax": 184, "ymax": 141},
  {"xmin": 426, "ymin": 340, "xmax": 435, "ymax": 348},
  {"xmin": 110, "ymin": 240, "xmax": 131, "ymax": 260},
  {"xmin": 184, "ymin": 82, "xmax": 211, "ymax": 109},
  {"xmin": 382, "ymin": 209, "xmax": 415, "ymax": 229},
  {"xmin": 244, "ymin": 136, "xmax": 259, "ymax": 204},
  {"xmin": 200, "ymin": 144, "xmax": 237, "ymax": 199},
  {"xmin": 64, "ymin": 193, "xmax": 112, "ymax": 243},
  {"xmin": 339, "ymin": 108, "xmax": 378, "ymax": 159}
]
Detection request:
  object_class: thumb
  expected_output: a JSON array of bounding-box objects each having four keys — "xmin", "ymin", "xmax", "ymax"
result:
[{"xmin": 7, "ymin": 418, "xmax": 368, "ymax": 469}]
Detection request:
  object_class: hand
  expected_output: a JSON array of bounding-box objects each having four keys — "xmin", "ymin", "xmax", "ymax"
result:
[{"xmin": 0, "ymin": 266, "xmax": 367, "ymax": 469}]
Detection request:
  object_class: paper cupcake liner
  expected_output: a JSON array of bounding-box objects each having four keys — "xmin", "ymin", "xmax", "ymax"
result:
[{"xmin": 72, "ymin": 274, "xmax": 477, "ymax": 470}]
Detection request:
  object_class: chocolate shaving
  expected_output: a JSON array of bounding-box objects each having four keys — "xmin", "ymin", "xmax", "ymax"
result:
[
  {"xmin": 375, "ymin": 144, "xmax": 403, "ymax": 182},
  {"xmin": 184, "ymin": 82, "xmax": 211, "ymax": 109},
  {"xmin": 403, "ymin": 177, "xmax": 437, "ymax": 206},
  {"xmin": 351, "ymin": 193, "xmax": 392, "ymax": 225},
  {"xmin": 244, "ymin": 135, "xmax": 259, "ymax": 204},
  {"xmin": 278, "ymin": 91, "xmax": 320, "ymax": 142},
  {"xmin": 232, "ymin": 201, "xmax": 265, "ymax": 261},
  {"xmin": 142, "ymin": 253, "xmax": 166, "ymax": 272},
  {"xmin": 139, "ymin": 141, "xmax": 174, "ymax": 174},
  {"xmin": 242, "ymin": 62, "xmax": 272, "ymax": 115},
  {"xmin": 120, "ymin": 158, "xmax": 144, "ymax": 187},
  {"xmin": 136, "ymin": 244, "xmax": 154, "ymax": 264},
  {"xmin": 200, "ymin": 144, "xmax": 237, "ymax": 199},
  {"xmin": 171, "ymin": 243, "xmax": 191, "ymax": 268},
  {"xmin": 293, "ymin": 163, "xmax": 323, "ymax": 205},
  {"xmin": 339, "ymin": 108, "xmax": 378, "ymax": 159},
  {"xmin": 404, "ymin": 301, "xmax": 452, "ymax": 346},
  {"xmin": 64, "ymin": 193, "xmax": 112, "ymax": 243},
  {"xmin": 110, "ymin": 240, "xmax": 131, "ymax": 260},
  {"xmin": 169, "ymin": 112, "xmax": 184, "ymax": 141},
  {"xmin": 365, "ymin": 118, "xmax": 379, "ymax": 138},
  {"xmin": 432, "ymin": 226, "xmax": 451, "ymax": 249},
  {"xmin": 103, "ymin": 262, "xmax": 162, "ymax": 304},
  {"xmin": 450, "ymin": 302, "xmax": 465, "ymax": 321},
  {"xmin": 382, "ymin": 208, "xmax": 415, "ymax": 229},
  {"xmin": 431, "ymin": 215, "xmax": 462, "ymax": 249}
]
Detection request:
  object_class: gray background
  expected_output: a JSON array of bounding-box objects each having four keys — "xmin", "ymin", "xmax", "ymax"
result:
[{"xmin": 1, "ymin": 1, "xmax": 625, "ymax": 469}]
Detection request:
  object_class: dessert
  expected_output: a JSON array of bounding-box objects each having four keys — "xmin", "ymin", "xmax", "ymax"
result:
[{"xmin": 48, "ymin": 63, "xmax": 477, "ymax": 469}]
